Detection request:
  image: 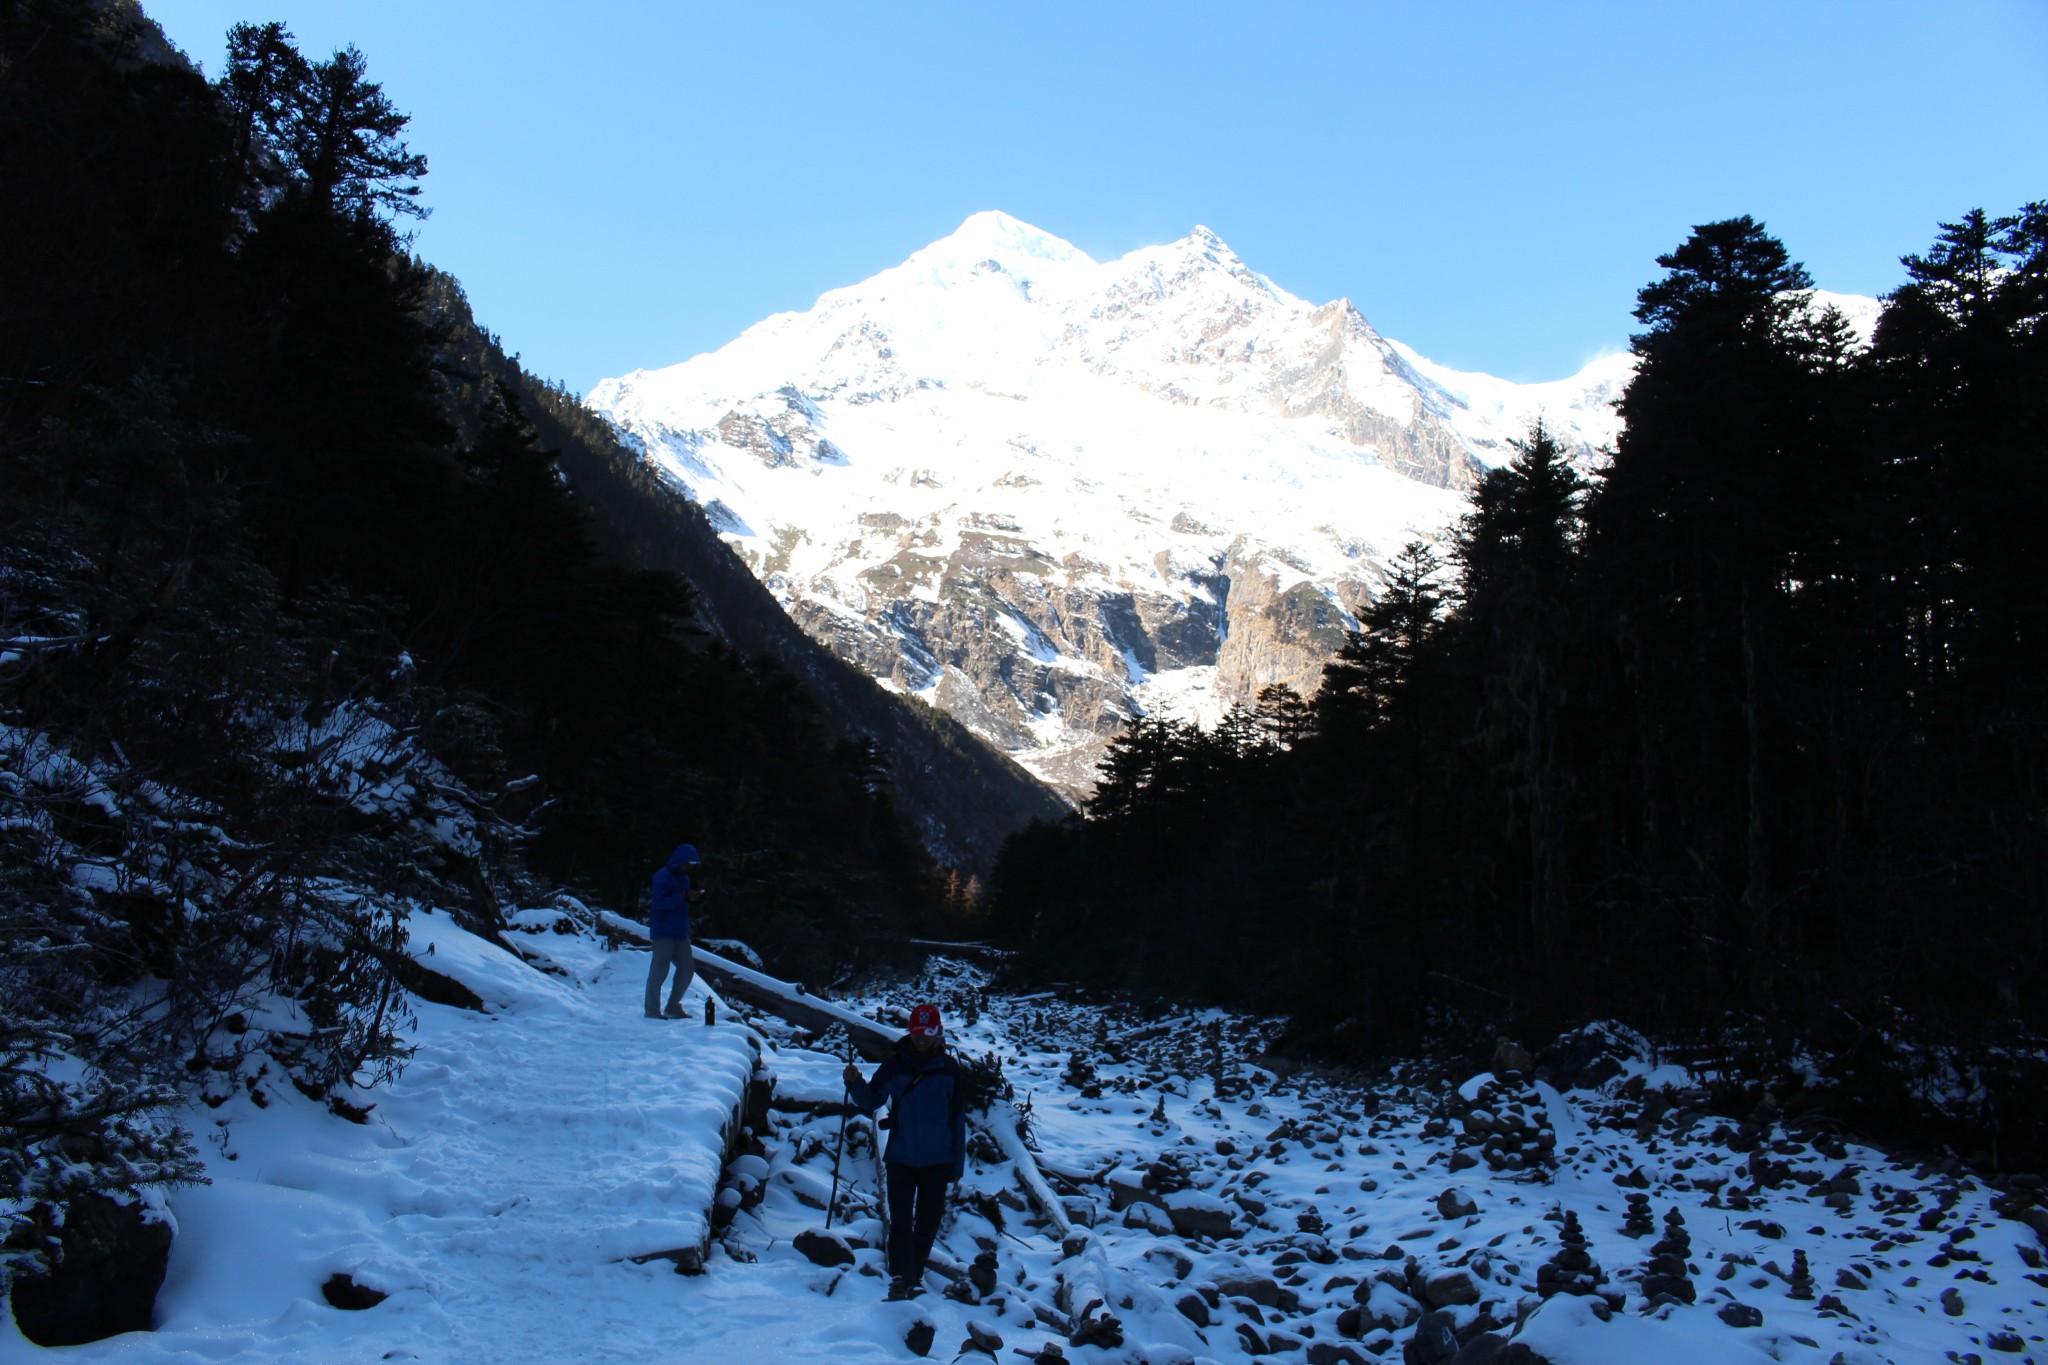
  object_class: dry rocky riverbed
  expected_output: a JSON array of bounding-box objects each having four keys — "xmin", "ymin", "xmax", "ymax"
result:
[{"xmin": 726, "ymin": 954, "xmax": 2048, "ymax": 1365}]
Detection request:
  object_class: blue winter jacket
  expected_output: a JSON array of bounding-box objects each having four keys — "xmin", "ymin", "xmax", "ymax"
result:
[
  {"xmin": 849, "ymin": 1040, "xmax": 966, "ymax": 1178},
  {"xmin": 649, "ymin": 843, "xmax": 699, "ymax": 940}
]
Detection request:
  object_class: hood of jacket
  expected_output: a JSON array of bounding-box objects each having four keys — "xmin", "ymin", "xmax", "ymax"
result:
[{"xmin": 667, "ymin": 844, "xmax": 700, "ymax": 871}]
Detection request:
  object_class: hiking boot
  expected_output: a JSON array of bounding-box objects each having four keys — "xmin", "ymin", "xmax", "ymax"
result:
[
  {"xmin": 664, "ymin": 1003, "xmax": 686, "ymax": 1019},
  {"xmin": 642, "ymin": 1011, "xmax": 663, "ymax": 1019},
  {"xmin": 885, "ymin": 1276, "xmax": 915, "ymax": 1300}
]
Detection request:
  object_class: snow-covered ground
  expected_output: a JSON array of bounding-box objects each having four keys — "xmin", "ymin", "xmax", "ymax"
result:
[
  {"xmin": 17, "ymin": 914, "xmax": 2045, "ymax": 1364},
  {"xmin": 5, "ymin": 909, "xmax": 758, "ymax": 1363}
]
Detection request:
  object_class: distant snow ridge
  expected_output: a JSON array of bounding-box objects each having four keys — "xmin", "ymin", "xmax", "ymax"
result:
[{"xmin": 588, "ymin": 212, "xmax": 1863, "ymax": 799}]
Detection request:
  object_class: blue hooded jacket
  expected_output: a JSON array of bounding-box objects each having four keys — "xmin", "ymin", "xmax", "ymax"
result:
[
  {"xmin": 649, "ymin": 843, "xmax": 698, "ymax": 940},
  {"xmin": 849, "ymin": 1039, "xmax": 966, "ymax": 1178}
]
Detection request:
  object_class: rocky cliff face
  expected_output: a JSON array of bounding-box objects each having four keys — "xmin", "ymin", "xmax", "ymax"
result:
[{"xmin": 589, "ymin": 212, "xmax": 1630, "ymax": 801}]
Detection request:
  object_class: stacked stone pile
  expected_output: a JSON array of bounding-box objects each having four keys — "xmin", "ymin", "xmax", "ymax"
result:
[
  {"xmin": 1991, "ymin": 1172, "xmax": 2048, "ymax": 1272},
  {"xmin": 1536, "ymin": 1210, "xmax": 1605, "ymax": 1299},
  {"xmin": 1341, "ymin": 1262, "xmax": 1424, "ymax": 1339},
  {"xmin": 1537, "ymin": 1022, "xmax": 1646, "ymax": 1091},
  {"xmin": 1447, "ymin": 1072, "xmax": 1557, "ymax": 1177},
  {"xmin": 1575, "ymin": 1074, "xmax": 1710, "ymax": 1150},
  {"xmin": 1620, "ymin": 1192, "xmax": 1655, "ymax": 1238},
  {"xmin": 1639, "ymin": 1207, "xmax": 1696, "ymax": 1306},
  {"xmin": 1787, "ymin": 1249, "xmax": 1816, "ymax": 1300}
]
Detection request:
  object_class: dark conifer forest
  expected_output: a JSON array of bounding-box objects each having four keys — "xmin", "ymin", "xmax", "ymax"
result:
[
  {"xmin": 0, "ymin": 0, "xmax": 971, "ymax": 1265},
  {"xmin": 0, "ymin": 0, "xmax": 965, "ymax": 952},
  {"xmin": 990, "ymin": 211, "xmax": 2048, "ymax": 1165}
]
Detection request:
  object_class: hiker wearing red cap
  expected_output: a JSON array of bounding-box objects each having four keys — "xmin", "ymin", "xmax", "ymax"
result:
[{"xmin": 844, "ymin": 1002, "xmax": 966, "ymax": 1298}]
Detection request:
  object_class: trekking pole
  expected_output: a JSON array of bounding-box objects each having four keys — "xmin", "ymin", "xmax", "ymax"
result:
[
  {"xmin": 827, "ymin": 1033, "xmax": 852, "ymax": 1229},
  {"xmin": 872, "ymin": 1110, "xmax": 890, "ymax": 1267}
]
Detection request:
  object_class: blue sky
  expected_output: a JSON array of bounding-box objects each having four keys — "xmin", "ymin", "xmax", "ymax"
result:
[{"xmin": 147, "ymin": 1, "xmax": 2046, "ymax": 393}]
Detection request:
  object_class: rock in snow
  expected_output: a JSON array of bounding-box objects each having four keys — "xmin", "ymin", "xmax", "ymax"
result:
[{"xmin": 7, "ymin": 1193, "xmax": 174, "ymax": 1347}]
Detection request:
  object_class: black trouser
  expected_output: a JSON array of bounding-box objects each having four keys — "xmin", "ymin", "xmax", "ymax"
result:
[{"xmin": 884, "ymin": 1161, "xmax": 950, "ymax": 1283}]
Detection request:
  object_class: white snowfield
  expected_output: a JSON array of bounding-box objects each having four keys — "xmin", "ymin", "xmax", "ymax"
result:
[{"xmin": 20, "ymin": 914, "xmax": 2043, "ymax": 1364}]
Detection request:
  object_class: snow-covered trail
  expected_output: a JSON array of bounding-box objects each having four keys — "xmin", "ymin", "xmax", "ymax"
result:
[
  {"xmin": 349, "ymin": 920, "xmax": 759, "ymax": 1362},
  {"xmin": 14, "ymin": 909, "xmax": 759, "ymax": 1364}
]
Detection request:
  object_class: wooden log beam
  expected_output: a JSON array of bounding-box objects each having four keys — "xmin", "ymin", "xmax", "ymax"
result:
[
  {"xmin": 693, "ymin": 951, "xmax": 900, "ymax": 1062},
  {"xmin": 1053, "ymin": 1232, "xmax": 1122, "ymax": 1347},
  {"xmin": 985, "ymin": 1097, "xmax": 1072, "ymax": 1240},
  {"xmin": 593, "ymin": 908, "xmax": 900, "ymax": 1060},
  {"xmin": 905, "ymin": 938, "xmax": 1008, "ymax": 961}
]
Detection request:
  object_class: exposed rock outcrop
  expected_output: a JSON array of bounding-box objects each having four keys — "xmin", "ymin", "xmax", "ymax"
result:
[{"xmin": 9, "ymin": 1193, "xmax": 174, "ymax": 1347}]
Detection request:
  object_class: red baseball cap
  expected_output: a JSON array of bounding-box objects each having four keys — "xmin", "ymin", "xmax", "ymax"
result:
[{"xmin": 907, "ymin": 1003, "xmax": 943, "ymax": 1036}]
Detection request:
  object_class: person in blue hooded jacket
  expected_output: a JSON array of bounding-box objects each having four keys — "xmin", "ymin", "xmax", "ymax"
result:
[
  {"xmin": 645, "ymin": 843, "xmax": 703, "ymax": 1019},
  {"xmin": 842, "ymin": 1002, "xmax": 966, "ymax": 1298}
]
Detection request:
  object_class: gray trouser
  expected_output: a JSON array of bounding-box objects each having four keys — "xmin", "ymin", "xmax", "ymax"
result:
[{"xmin": 645, "ymin": 936, "xmax": 693, "ymax": 1016}]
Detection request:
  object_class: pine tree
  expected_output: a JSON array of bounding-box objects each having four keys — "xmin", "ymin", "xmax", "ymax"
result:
[
  {"xmin": 292, "ymin": 45, "xmax": 429, "ymax": 227},
  {"xmin": 1451, "ymin": 424, "xmax": 1586, "ymax": 954},
  {"xmin": 216, "ymin": 29, "xmax": 427, "ymax": 233},
  {"xmin": 1585, "ymin": 217, "xmax": 1853, "ymax": 992},
  {"xmin": 218, "ymin": 21, "xmax": 310, "ymax": 194},
  {"xmin": 1317, "ymin": 540, "xmax": 1444, "ymax": 736}
]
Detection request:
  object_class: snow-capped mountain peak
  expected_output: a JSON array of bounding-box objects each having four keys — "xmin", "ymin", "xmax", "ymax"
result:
[
  {"xmin": 587, "ymin": 213, "xmax": 1868, "ymax": 798},
  {"xmin": 856, "ymin": 209, "xmax": 1091, "ymax": 299}
]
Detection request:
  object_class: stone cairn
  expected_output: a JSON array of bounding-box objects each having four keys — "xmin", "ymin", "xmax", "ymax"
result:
[
  {"xmin": 1621, "ymin": 1193, "xmax": 1656, "ymax": 1238},
  {"xmin": 1203, "ymin": 1019, "xmax": 1246, "ymax": 1100},
  {"xmin": 1145, "ymin": 1149, "xmax": 1196, "ymax": 1197},
  {"xmin": 1639, "ymin": 1207, "xmax": 1697, "ymax": 1306},
  {"xmin": 1537, "ymin": 1210, "xmax": 1605, "ymax": 1299},
  {"xmin": 1787, "ymin": 1250, "xmax": 1816, "ymax": 1301},
  {"xmin": 1450, "ymin": 1072, "xmax": 1559, "ymax": 1177},
  {"xmin": 1092, "ymin": 1016, "xmax": 1125, "ymax": 1064}
]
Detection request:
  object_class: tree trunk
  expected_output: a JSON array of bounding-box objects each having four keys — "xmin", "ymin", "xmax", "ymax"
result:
[{"xmin": 1742, "ymin": 584, "xmax": 1770, "ymax": 976}]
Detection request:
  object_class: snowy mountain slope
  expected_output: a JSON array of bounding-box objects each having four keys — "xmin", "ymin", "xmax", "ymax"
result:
[
  {"xmin": 589, "ymin": 213, "xmax": 1875, "ymax": 798},
  {"xmin": 1391, "ymin": 344, "xmax": 1631, "ymax": 463},
  {"xmin": 37, "ymin": 917, "xmax": 2045, "ymax": 1363}
]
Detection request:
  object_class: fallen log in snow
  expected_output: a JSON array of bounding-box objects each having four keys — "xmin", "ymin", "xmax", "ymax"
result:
[
  {"xmin": 593, "ymin": 909, "xmax": 899, "ymax": 1060},
  {"xmin": 1052, "ymin": 1231, "xmax": 1123, "ymax": 1349},
  {"xmin": 1034, "ymin": 1152, "xmax": 1116, "ymax": 1188},
  {"xmin": 985, "ymin": 1098, "xmax": 1123, "ymax": 1347},
  {"xmin": 985, "ymin": 1097, "xmax": 1072, "ymax": 1240},
  {"xmin": 904, "ymin": 937, "xmax": 1009, "ymax": 961},
  {"xmin": 690, "ymin": 950, "xmax": 900, "ymax": 1062}
]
